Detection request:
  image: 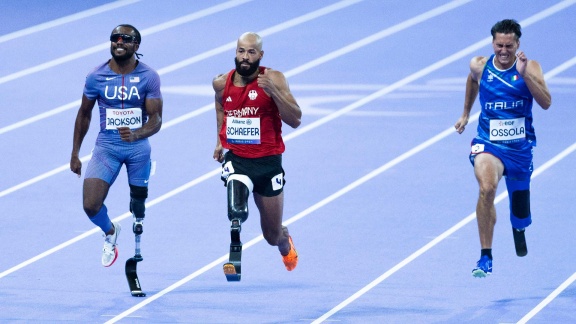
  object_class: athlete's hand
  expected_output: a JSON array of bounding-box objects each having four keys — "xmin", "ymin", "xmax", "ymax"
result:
[
  {"xmin": 70, "ymin": 156, "xmax": 82, "ymax": 177},
  {"xmin": 454, "ymin": 116, "xmax": 469, "ymax": 134},
  {"xmin": 117, "ymin": 127, "xmax": 137, "ymax": 142},
  {"xmin": 516, "ymin": 50, "xmax": 528, "ymax": 76},
  {"xmin": 213, "ymin": 145, "xmax": 225, "ymax": 163}
]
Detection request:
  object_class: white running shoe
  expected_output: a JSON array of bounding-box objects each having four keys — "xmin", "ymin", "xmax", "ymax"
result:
[{"xmin": 102, "ymin": 222, "xmax": 121, "ymax": 267}]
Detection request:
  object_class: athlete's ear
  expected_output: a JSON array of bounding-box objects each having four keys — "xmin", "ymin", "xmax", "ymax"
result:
[{"xmin": 134, "ymin": 43, "xmax": 140, "ymax": 52}]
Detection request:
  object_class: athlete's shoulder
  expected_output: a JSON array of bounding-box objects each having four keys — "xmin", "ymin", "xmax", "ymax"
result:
[
  {"xmin": 264, "ymin": 67, "xmax": 287, "ymax": 81},
  {"xmin": 135, "ymin": 61, "xmax": 155, "ymax": 71},
  {"xmin": 526, "ymin": 58, "xmax": 544, "ymax": 73},
  {"xmin": 86, "ymin": 61, "xmax": 110, "ymax": 78},
  {"xmin": 261, "ymin": 66, "xmax": 280, "ymax": 75},
  {"xmin": 135, "ymin": 61, "xmax": 160, "ymax": 77},
  {"xmin": 470, "ymin": 56, "xmax": 489, "ymax": 80},
  {"xmin": 84, "ymin": 61, "xmax": 111, "ymax": 89},
  {"xmin": 470, "ymin": 56, "xmax": 488, "ymax": 69},
  {"xmin": 213, "ymin": 71, "xmax": 230, "ymax": 92}
]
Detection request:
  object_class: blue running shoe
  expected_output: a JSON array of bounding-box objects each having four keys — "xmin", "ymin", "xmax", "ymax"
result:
[{"xmin": 472, "ymin": 255, "xmax": 492, "ymax": 278}]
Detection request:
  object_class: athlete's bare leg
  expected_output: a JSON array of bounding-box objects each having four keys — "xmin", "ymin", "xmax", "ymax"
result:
[
  {"xmin": 254, "ymin": 191, "xmax": 291, "ymax": 255},
  {"xmin": 473, "ymin": 153, "xmax": 505, "ymax": 249}
]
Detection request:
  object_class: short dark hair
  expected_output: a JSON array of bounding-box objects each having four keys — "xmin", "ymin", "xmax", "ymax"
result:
[
  {"xmin": 491, "ymin": 19, "xmax": 521, "ymax": 40},
  {"xmin": 114, "ymin": 24, "xmax": 141, "ymax": 44}
]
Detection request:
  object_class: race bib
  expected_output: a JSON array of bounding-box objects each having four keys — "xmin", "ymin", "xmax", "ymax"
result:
[
  {"xmin": 105, "ymin": 108, "xmax": 143, "ymax": 130},
  {"xmin": 489, "ymin": 117, "xmax": 525, "ymax": 141},
  {"xmin": 226, "ymin": 117, "xmax": 261, "ymax": 144}
]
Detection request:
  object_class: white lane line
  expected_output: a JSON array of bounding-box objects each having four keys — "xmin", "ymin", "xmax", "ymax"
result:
[
  {"xmin": 0, "ymin": 0, "xmax": 141, "ymax": 44},
  {"xmin": 0, "ymin": 0, "xmax": 359, "ymax": 135},
  {"xmin": 0, "ymin": 0, "xmax": 470, "ymax": 280},
  {"xmin": 516, "ymin": 272, "xmax": 576, "ymax": 324},
  {"xmin": 311, "ymin": 0, "xmax": 576, "ymax": 320},
  {"xmin": 0, "ymin": 0, "xmax": 471, "ymax": 282},
  {"xmin": 100, "ymin": 2, "xmax": 487, "ymax": 322},
  {"xmin": 0, "ymin": 100, "xmax": 81, "ymax": 136},
  {"xmin": 104, "ymin": 116, "xmax": 479, "ymax": 324},
  {"xmin": 0, "ymin": 0, "xmax": 467, "ymax": 197},
  {"xmin": 285, "ymin": 0, "xmax": 473, "ymax": 78},
  {"xmin": 312, "ymin": 142, "xmax": 576, "ymax": 324},
  {"xmin": 0, "ymin": 0, "xmax": 253, "ymax": 86},
  {"xmin": 156, "ymin": 0, "xmax": 364, "ymax": 75}
]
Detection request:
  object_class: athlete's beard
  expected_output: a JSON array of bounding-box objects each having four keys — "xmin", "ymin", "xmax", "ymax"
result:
[
  {"xmin": 111, "ymin": 47, "xmax": 134, "ymax": 62},
  {"xmin": 235, "ymin": 57, "xmax": 260, "ymax": 77}
]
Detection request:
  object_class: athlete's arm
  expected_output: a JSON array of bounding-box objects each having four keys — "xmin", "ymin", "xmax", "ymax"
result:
[
  {"xmin": 455, "ymin": 56, "xmax": 486, "ymax": 134},
  {"xmin": 516, "ymin": 51, "xmax": 551, "ymax": 109},
  {"xmin": 70, "ymin": 94, "xmax": 96, "ymax": 176},
  {"xmin": 118, "ymin": 97, "xmax": 163, "ymax": 142},
  {"xmin": 257, "ymin": 68, "xmax": 301, "ymax": 129},
  {"xmin": 213, "ymin": 73, "xmax": 227, "ymax": 162}
]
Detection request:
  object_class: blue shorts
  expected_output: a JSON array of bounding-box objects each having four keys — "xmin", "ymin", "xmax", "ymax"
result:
[
  {"xmin": 469, "ymin": 138, "xmax": 533, "ymax": 181},
  {"xmin": 85, "ymin": 139, "xmax": 151, "ymax": 187}
]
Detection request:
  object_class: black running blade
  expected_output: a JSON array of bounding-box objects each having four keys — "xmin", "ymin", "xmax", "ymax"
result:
[
  {"xmin": 513, "ymin": 228, "xmax": 528, "ymax": 257},
  {"xmin": 223, "ymin": 262, "xmax": 241, "ymax": 282},
  {"xmin": 125, "ymin": 258, "xmax": 146, "ymax": 297}
]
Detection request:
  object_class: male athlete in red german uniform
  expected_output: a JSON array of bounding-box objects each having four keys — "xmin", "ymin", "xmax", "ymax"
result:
[{"xmin": 212, "ymin": 32, "xmax": 301, "ymax": 280}]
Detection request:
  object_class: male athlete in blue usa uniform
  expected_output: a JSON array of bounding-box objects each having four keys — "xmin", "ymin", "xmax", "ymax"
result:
[
  {"xmin": 455, "ymin": 19, "xmax": 551, "ymax": 278},
  {"xmin": 70, "ymin": 24, "xmax": 162, "ymax": 267}
]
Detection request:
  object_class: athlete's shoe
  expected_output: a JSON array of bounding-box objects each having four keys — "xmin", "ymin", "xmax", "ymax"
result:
[
  {"xmin": 282, "ymin": 235, "xmax": 298, "ymax": 271},
  {"xmin": 102, "ymin": 222, "xmax": 121, "ymax": 267},
  {"xmin": 513, "ymin": 227, "xmax": 528, "ymax": 257},
  {"xmin": 472, "ymin": 255, "xmax": 492, "ymax": 278}
]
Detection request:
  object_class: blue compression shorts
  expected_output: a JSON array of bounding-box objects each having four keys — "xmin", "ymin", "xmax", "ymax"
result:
[{"xmin": 85, "ymin": 138, "xmax": 151, "ymax": 187}]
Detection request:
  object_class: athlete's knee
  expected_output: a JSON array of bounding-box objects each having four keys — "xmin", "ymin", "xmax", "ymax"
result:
[
  {"xmin": 478, "ymin": 181, "xmax": 498, "ymax": 203},
  {"xmin": 130, "ymin": 185, "xmax": 148, "ymax": 219},
  {"xmin": 511, "ymin": 189, "xmax": 530, "ymax": 219},
  {"xmin": 84, "ymin": 206, "xmax": 101, "ymax": 217},
  {"xmin": 82, "ymin": 181, "xmax": 106, "ymax": 216},
  {"xmin": 227, "ymin": 178, "xmax": 251, "ymax": 222},
  {"xmin": 83, "ymin": 199, "xmax": 103, "ymax": 217}
]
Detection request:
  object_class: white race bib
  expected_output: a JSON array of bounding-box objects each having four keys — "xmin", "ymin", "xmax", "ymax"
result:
[
  {"xmin": 105, "ymin": 108, "xmax": 143, "ymax": 130},
  {"xmin": 489, "ymin": 117, "xmax": 525, "ymax": 141},
  {"xmin": 226, "ymin": 117, "xmax": 261, "ymax": 144}
]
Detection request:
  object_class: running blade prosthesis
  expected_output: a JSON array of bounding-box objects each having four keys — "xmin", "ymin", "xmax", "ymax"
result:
[
  {"xmin": 224, "ymin": 219, "xmax": 242, "ymax": 281},
  {"xmin": 125, "ymin": 220, "xmax": 146, "ymax": 297},
  {"xmin": 125, "ymin": 255, "xmax": 145, "ymax": 297}
]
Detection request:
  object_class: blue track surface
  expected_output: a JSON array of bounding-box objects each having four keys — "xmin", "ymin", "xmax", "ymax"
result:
[{"xmin": 1, "ymin": 1, "xmax": 575, "ymax": 323}]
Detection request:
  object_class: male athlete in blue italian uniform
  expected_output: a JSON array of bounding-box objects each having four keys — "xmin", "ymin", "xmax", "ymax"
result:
[
  {"xmin": 213, "ymin": 32, "xmax": 302, "ymax": 280},
  {"xmin": 70, "ymin": 24, "xmax": 163, "ymax": 267},
  {"xmin": 454, "ymin": 19, "xmax": 551, "ymax": 277}
]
